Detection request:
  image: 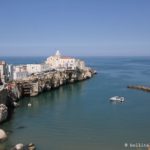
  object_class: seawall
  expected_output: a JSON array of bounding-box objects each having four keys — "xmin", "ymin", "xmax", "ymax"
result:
[{"xmin": 127, "ymin": 85, "xmax": 150, "ymax": 92}]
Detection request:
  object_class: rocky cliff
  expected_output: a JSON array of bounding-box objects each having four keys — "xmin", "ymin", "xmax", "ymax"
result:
[{"xmin": 0, "ymin": 68, "xmax": 96, "ymax": 123}]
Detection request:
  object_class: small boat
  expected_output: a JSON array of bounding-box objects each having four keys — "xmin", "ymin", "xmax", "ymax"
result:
[{"xmin": 109, "ymin": 96, "xmax": 125, "ymax": 102}]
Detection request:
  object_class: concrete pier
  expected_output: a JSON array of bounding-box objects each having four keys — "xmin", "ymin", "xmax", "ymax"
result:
[{"xmin": 127, "ymin": 85, "xmax": 150, "ymax": 92}]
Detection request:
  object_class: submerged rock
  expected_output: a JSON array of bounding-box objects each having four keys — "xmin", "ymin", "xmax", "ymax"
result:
[{"xmin": 16, "ymin": 126, "xmax": 26, "ymax": 130}]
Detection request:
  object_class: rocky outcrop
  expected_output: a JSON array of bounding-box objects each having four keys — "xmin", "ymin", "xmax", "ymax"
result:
[
  {"xmin": 9, "ymin": 69, "xmax": 95, "ymax": 98},
  {"xmin": 14, "ymin": 143, "xmax": 24, "ymax": 150},
  {"xmin": 0, "ymin": 89, "xmax": 14, "ymax": 123},
  {"xmin": 11, "ymin": 143, "xmax": 36, "ymax": 150},
  {"xmin": 0, "ymin": 104, "xmax": 8, "ymax": 123},
  {"xmin": 0, "ymin": 129, "xmax": 7, "ymax": 141},
  {"xmin": 0, "ymin": 68, "xmax": 96, "ymax": 123}
]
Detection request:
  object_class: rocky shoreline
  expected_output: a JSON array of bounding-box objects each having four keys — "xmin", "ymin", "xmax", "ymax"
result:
[{"xmin": 0, "ymin": 68, "xmax": 96, "ymax": 124}]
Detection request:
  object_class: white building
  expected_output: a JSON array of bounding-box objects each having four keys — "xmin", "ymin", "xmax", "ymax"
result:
[
  {"xmin": 41, "ymin": 63, "xmax": 51, "ymax": 72},
  {"xmin": 45, "ymin": 50, "xmax": 86, "ymax": 70},
  {"xmin": 0, "ymin": 61, "xmax": 8, "ymax": 83},
  {"xmin": 76, "ymin": 60, "xmax": 86, "ymax": 70},
  {"xmin": 13, "ymin": 63, "xmax": 50, "ymax": 80},
  {"xmin": 13, "ymin": 65, "xmax": 28, "ymax": 80},
  {"xmin": 27, "ymin": 64, "xmax": 42, "ymax": 74},
  {"xmin": 26, "ymin": 64, "xmax": 50, "ymax": 74},
  {"xmin": 7, "ymin": 64, "xmax": 14, "ymax": 81}
]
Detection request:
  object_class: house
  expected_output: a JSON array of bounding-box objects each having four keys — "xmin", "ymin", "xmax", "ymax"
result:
[
  {"xmin": 26, "ymin": 64, "xmax": 50, "ymax": 74},
  {"xmin": 75, "ymin": 60, "xmax": 86, "ymax": 70},
  {"xmin": 13, "ymin": 65, "xmax": 28, "ymax": 80}
]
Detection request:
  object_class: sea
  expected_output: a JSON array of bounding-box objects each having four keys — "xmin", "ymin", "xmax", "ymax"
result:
[{"xmin": 0, "ymin": 56, "xmax": 150, "ymax": 150}]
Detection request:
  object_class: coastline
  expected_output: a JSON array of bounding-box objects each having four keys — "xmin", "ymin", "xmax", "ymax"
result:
[{"xmin": 0, "ymin": 68, "xmax": 96, "ymax": 124}]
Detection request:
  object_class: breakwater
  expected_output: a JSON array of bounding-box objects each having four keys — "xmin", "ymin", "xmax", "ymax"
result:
[
  {"xmin": 0, "ymin": 68, "xmax": 96, "ymax": 123},
  {"xmin": 127, "ymin": 85, "xmax": 150, "ymax": 92}
]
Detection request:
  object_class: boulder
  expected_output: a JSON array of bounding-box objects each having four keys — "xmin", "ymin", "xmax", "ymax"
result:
[
  {"xmin": 84, "ymin": 70, "xmax": 92, "ymax": 79},
  {"xmin": 0, "ymin": 129, "xmax": 7, "ymax": 141},
  {"xmin": 28, "ymin": 143, "xmax": 36, "ymax": 150},
  {"xmin": 0, "ymin": 104, "xmax": 8, "ymax": 123},
  {"xmin": 15, "ymin": 143, "xmax": 24, "ymax": 150}
]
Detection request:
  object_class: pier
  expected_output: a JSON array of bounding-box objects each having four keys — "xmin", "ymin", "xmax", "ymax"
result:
[{"xmin": 127, "ymin": 85, "xmax": 150, "ymax": 92}]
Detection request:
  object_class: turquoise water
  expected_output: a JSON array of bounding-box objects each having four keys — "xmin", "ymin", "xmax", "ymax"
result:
[{"xmin": 1, "ymin": 57, "xmax": 150, "ymax": 150}]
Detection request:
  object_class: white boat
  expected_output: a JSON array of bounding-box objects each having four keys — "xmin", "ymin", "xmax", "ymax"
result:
[{"xmin": 109, "ymin": 96, "xmax": 125, "ymax": 102}]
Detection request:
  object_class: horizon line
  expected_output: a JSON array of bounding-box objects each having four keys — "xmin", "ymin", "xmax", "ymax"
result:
[{"xmin": 1, "ymin": 55, "xmax": 150, "ymax": 58}]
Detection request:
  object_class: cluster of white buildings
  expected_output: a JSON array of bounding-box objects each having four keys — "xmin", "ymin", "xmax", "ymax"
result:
[
  {"xmin": 0, "ymin": 51, "xmax": 87, "ymax": 82},
  {"xmin": 45, "ymin": 50, "xmax": 85, "ymax": 70},
  {"xmin": 13, "ymin": 63, "xmax": 51, "ymax": 80}
]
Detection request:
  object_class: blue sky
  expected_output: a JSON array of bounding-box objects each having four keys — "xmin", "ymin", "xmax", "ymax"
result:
[{"xmin": 0, "ymin": 0, "xmax": 150, "ymax": 56}]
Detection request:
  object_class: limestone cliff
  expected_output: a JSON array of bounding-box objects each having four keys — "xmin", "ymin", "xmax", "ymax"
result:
[{"xmin": 0, "ymin": 68, "xmax": 96, "ymax": 123}]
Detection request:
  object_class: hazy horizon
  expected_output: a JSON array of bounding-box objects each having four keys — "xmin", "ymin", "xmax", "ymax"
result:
[{"xmin": 0, "ymin": 0, "xmax": 150, "ymax": 57}]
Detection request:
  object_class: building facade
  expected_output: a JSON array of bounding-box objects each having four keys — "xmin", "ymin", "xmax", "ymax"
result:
[
  {"xmin": 26, "ymin": 64, "xmax": 50, "ymax": 74},
  {"xmin": 45, "ymin": 50, "xmax": 86, "ymax": 70},
  {"xmin": 13, "ymin": 63, "xmax": 51, "ymax": 80},
  {"xmin": 7, "ymin": 64, "xmax": 14, "ymax": 81},
  {"xmin": 13, "ymin": 65, "xmax": 28, "ymax": 80},
  {"xmin": 0, "ymin": 61, "xmax": 8, "ymax": 83}
]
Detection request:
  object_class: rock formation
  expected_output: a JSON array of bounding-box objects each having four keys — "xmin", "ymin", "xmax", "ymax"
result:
[
  {"xmin": 0, "ymin": 104, "xmax": 8, "ymax": 123},
  {"xmin": 0, "ymin": 129, "xmax": 7, "ymax": 141},
  {"xmin": 0, "ymin": 68, "xmax": 96, "ymax": 123}
]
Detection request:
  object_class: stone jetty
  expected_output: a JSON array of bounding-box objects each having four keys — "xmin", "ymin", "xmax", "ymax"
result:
[
  {"xmin": 127, "ymin": 85, "xmax": 150, "ymax": 92},
  {"xmin": 0, "ymin": 68, "xmax": 96, "ymax": 123}
]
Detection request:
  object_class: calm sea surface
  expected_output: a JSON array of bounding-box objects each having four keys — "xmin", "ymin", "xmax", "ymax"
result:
[{"xmin": 0, "ymin": 56, "xmax": 150, "ymax": 150}]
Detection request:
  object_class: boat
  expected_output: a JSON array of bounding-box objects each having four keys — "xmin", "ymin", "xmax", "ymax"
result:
[{"xmin": 109, "ymin": 96, "xmax": 125, "ymax": 102}]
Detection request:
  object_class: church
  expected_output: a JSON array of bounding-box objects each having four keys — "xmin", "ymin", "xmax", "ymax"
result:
[{"xmin": 45, "ymin": 50, "xmax": 85, "ymax": 70}]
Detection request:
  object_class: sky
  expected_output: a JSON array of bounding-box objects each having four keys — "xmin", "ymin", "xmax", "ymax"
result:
[{"xmin": 0, "ymin": 0, "xmax": 150, "ymax": 56}]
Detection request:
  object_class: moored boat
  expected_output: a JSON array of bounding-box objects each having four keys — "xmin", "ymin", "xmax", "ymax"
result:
[{"xmin": 109, "ymin": 96, "xmax": 125, "ymax": 102}]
